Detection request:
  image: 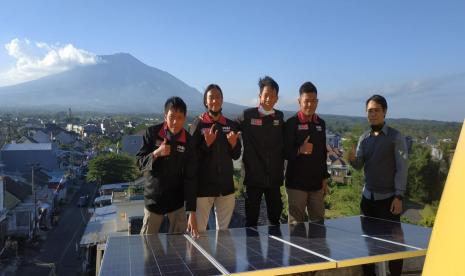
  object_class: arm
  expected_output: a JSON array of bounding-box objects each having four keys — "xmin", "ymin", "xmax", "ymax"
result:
[
  {"xmin": 394, "ymin": 132, "xmax": 408, "ymax": 197},
  {"xmin": 136, "ymin": 127, "xmax": 156, "ymax": 172},
  {"xmin": 184, "ymin": 138, "xmax": 199, "ymax": 237},
  {"xmin": 321, "ymin": 122, "xmax": 331, "ymax": 179},
  {"xmin": 284, "ymin": 118, "xmax": 299, "ymax": 161},
  {"xmin": 229, "ymin": 121, "xmax": 242, "ymax": 160},
  {"xmin": 349, "ymin": 135, "xmax": 365, "ymax": 170},
  {"xmin": 184, "ymin": 138, "xmax": 198, "ymax": 213}
]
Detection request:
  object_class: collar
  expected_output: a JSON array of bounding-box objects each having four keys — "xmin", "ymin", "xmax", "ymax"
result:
[
  {"xmin": 370, "ymin": 123, "xmax": 389, "ymax": 136},
  {"xmin": 199, "ymin": 112, "xmax": 227, "ymax": 125},
  {"xmin": 258, "ymin": 106, "xmax": 275, "ymax": 117},
  {"xmin": 297, "ymin": 111, "xmax": 319, "ymax": 124},
  {"xmin": 158, "ymin": 122, "xmax": 187, "ymax": 143}
]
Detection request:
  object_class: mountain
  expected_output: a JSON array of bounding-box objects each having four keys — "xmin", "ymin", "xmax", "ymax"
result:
[{"xmin": 0, "ymin": 53, "xmax": 246, "ymax": 115}]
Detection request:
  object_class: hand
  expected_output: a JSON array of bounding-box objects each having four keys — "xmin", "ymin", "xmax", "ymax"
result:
[
  {"xmin": 226, "ymin": 131, "xmax": 241, "ymax": 148},
  {"xmin": 186, "ymin": 212, "xmax": 199, "ymax": 238},
  {"xmin": 348, "ymin": 144, "xmax": 356, "ymax": 162},
  {"xmin": 299, "ymin": 136, "xmax": 313, "ymax": 155},
  {"xmin": 322, "ymin": 179, "xmax": 329, "ymax": 196},
  {"xmin": 153, "ymin": 138, "xmax": 170, "ymax": 158},
  {"xmin": 390, "ymin": 197, "xmax": 403, "ymax": 215},
  {"xmin": 204, "ymin": 124, "xmax": 218, "ymax": 147}
]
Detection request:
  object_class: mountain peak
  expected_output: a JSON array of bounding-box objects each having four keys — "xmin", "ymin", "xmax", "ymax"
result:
[{"xmin": 99, "ymin": 53, "xmax": 145, "ymax": 66}]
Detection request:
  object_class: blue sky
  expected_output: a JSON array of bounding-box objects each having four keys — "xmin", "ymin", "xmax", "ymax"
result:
[{"xmin": 1, "ymin": 0, "xmax": 464, "ymax": 121}]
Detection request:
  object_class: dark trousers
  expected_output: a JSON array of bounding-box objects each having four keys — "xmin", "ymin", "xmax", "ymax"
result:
[
  {"xmin": 360, "ymin": 196, "xmax": 403, "ymax": 276},
  {"xmin": 245, "ymin": 186, "xmax": 283, "ymax": 227}
]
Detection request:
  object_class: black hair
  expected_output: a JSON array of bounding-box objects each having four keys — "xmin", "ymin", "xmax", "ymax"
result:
[
  {"xmin": 164, "ymin": 96, "xmax": 187, "ymax": 115},
  {"xmin": 203, "ymin": 84, "xmax": 223, "ymax": 108},
  {"xmin": 299, "ymin": 81, "xmax": 318, "ymax": 95},
  {"xmin": 258, "ymin": 76, "xmax": 279, "ymax": 95},
  {"xmin": 366, "ymin": 94, "xmax": 388, "ymax": 111}
]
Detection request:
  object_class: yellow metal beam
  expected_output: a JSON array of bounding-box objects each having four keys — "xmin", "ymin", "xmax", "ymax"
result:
[{"xmin": 423, "ymin": 119, "xmax": 465, "ymax": 275}]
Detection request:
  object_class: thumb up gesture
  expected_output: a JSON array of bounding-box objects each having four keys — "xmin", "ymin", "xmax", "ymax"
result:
[
  {"xmin": 299, "ymin": 136, "xmax": 313, "ymax": 155},
  {"xmin": 348, "ymin": 144, "xmax": 356, "ymax": 162},
  {"xmin": 153, "ymin": 138, "xmax": 171, "ymax": 158}
]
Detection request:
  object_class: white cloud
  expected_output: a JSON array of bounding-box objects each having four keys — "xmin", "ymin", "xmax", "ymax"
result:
[{"xmin": 0, "ymin": 38, "xmax": 99, "ymax": 86}]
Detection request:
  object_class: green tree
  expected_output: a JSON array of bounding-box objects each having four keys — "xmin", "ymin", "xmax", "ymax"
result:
[
  {"xmin": 86, "ymin": 153, "xmax": 139, "ymax": 184},
  {"xmin": 407, "ymin": 144, "xmax": 447, "ymax": 203}
]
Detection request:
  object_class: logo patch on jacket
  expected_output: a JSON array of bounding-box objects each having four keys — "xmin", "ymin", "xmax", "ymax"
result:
[
  {"xmin": 273, "ymin": 120, "xmax": 280, "ymax": 126},
  {"xmin": 298, "ymin": 124, "xmax": 309, "ymax": 130},
  {"xmin": 222, "ymin": 126, "xmax": 231, "ymax": 132},
  {"xmin": 250, "ymin": 119, "xmax": 262, "ymax": 126},
  {"xmin": 316, "ymin": 125, "xmax": 323, "ymax": 132},
  {"xmin": 176, "ymin": 145, "xmax": 185, "ymax": 153}
]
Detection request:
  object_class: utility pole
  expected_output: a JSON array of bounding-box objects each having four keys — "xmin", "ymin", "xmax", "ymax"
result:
[{"xmin": 31, "ymin": 165, "xmax": 37, "ymax": 236}]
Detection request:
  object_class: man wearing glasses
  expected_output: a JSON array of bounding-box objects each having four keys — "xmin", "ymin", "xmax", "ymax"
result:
[{"xmin": 349, "ymin": 94, "xmax": 408, "ymax": 276}]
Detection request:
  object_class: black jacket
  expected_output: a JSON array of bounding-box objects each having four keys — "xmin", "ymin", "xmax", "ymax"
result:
[
  {"xmin": 237, "ymin": 107, "xmax": 285, "ymax": 188},
  {"xmin": 190, "ymin": 113, "xmax": 242, "ymax": 197},
  {"xmin": 285, "ymin": 112, "xmax": 330, "ymax": 191},
  {"xmin": 136, "ymin": 123, "xmax": 197, "ymax": 214}
]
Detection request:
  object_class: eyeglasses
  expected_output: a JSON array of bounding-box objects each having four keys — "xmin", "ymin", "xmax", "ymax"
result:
[{"xmin": 367, "ymin": 108, "xmax": 383, "ymax": 113}]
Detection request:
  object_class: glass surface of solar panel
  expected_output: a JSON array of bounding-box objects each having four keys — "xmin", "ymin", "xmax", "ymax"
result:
[
  {"xmin": 99, "ymin": 234, "xmax": 221, "ymax": 276},
  {"xmin": 321, "ymin": 215, "xmax": 432, "ymax": 249},
  {"xmin": 191, "ymin": 227, "xmax": 330, "ymax": 273},
  {"xmin": 255, "ymin": 221, "xmax": 418, "ymax": 262}
]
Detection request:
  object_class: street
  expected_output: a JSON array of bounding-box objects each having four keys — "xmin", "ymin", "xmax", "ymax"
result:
[{"xmin": 15, "ymin": 181, "xmax": 96, "ymax": 276}]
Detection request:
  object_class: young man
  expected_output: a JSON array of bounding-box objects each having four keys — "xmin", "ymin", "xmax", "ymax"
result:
[
  {"xmin": 284, "ymin": 81, "xmax": 330, "ymax": 223},
  {"xmin": 190, "ymin": 84, "xmax": 242, "ymax": 231},
  {"xmin": 349, "ymin": 94, "xmax": 408, "ymax": 276},
  {"xmin": 137, "ymin": 96, "xmax": 198, "ymax": 237},
  {"xmin": 237, "ymin": 76, "xmax": 285, "ymax": 227}
]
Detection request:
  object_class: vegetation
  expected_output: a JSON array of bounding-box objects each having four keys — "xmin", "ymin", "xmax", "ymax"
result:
[
  {"xmin": 418, "ymin": 202, "xmax": 439, "ymax": 227},
  {"xmin": 86, "ymin": 152, "xmax": 140, "ymax": 184}
]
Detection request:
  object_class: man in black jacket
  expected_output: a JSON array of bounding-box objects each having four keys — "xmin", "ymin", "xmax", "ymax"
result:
[
  {"xmin": 190, "ymin": 84, "xmax": 242, "ymax": 231},
  {"xmin": 285, "ymin": 82, "xmax": 329, "ymax": 223},
  {"xmin": 137, "ymin": 97, "xmax": 198, "ymax": 237},
  {"xmin": 237, "ymin": 76, "xmax": 285, "ymax": 227}
]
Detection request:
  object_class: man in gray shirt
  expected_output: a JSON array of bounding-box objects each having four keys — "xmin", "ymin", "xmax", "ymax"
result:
[{"xmin": 349, "ymin": 94, "xmax": 408, "ymax": 276}]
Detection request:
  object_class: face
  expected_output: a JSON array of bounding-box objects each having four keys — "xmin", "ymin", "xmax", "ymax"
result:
[
  {"xmin": 205, "ymin": 88, "xmax": 223, "ymax": 112},
  {"xmin": 164, "ymin": 108, "xmax": 186, "ymax": 134},
  {"xmin": 298, "ymin": 92, "xmax": 318, "ymax": 116},
  {"xmin": 259, "ymin": 86, "xmax": 278, "ymax": 111},
  {"xmin": 366, "ymin": 100, "xmax": 386, "ymax": 126}
]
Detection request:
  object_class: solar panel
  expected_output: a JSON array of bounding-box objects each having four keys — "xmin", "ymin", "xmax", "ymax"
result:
[
  {"xmin": 255, "ymin": 221, "xmax": 426, "ymax": 268},
  {"xmin": 190, "ymin": 227, "xmax": 335, "ymax": 274},
  {"xmin": 322, "ymin": 215, "xmax": 432, "ymax": 250},
  {"xmin": 99, "ymin": 234, "xmax": 222, "ymax": 276},
  {"xmin": 99, "ymin": 216, "xmax": 431, "ymax": 275}
]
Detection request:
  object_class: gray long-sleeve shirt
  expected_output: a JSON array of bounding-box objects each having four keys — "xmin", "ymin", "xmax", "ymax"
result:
[{"xmin": 350, "ymin": 124, "xmax": 408, "ymax": 200}]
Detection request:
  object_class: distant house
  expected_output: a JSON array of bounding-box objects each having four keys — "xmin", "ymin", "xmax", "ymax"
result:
[
  {"xmin": 0, "ymin": 177, "xmax": 8, "ymax": 247},
  {"xmin": 329, "ymin": 158, "xmax": 351, "ymax": 184},
  {"xmin": 326, "ymin": 145, "xmax": 351, "ymax": 184},
  {"xmin": 326, "ymin": 132, "xmax": 341, "ymax": 149},
  {"xmin": 55, "ymin": 131, "xmax": 77, "ymax": 145},
  {"xmin": 83, "ymin": 124, "xmax": 101, "ymax": 137},
  {"xmin": 1, "ymin": 176, "xmax": 35, "ymax": 238},
  {"xmin": 121, "ymin": 135, "xmax": 143, "ymax": 155},
  {"xmin": 17, "ymin": 136, "xmax": 38, "ymax": 144},
  {"xmin": 32, "ymin": 130, "xmax": 51, "ymax": 143},
  {"xmin": 0, "ymin": 143, "xmax": 59, "ymax": 172},
  {"xmin": 66, "ymin": 124, "xmax": 84, "ymax": 137}
]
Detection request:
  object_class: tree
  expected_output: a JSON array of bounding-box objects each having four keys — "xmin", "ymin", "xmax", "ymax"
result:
[{"xmin": 86, "ymin": 153, "xmax": 139, "ymax": 185}]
